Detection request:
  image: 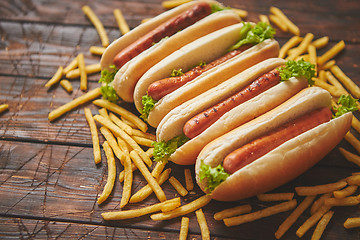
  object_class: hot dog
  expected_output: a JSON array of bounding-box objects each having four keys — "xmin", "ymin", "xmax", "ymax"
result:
[
  {"xmin": 195, "ymin": 87, "xmax": 353, "ymax": 201},
  {"xmin": 153, "ymin": 58, "xmax": 314, "ymax": 165},
  {"xmin": 135, "ymin": 22, "xmax": 279, "ymax": 127}
]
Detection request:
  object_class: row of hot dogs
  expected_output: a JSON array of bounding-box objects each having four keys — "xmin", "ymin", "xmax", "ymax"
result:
[{"xmin": 99, "ymin": 0, "xmax": 353, "ymax": 201}]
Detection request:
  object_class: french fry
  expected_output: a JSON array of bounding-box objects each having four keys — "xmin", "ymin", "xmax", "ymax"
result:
[
  {"xmin": 318, "ymin": 59, "xmax": 336, "ymax": 70},
  {"xmin": 184, "ymin": 169, "xmax": 194, "ymax": 191},
  {"xmin": 48, "ymin": 87, "xmax": 101, "ymax": 121},
  {"xmin": 324, "ymin": 195, "xmax": 360, "ymax": 207},
  {"xmin": 325, "ymin": 71, "xmax": 348, "ymax": 95},
  {"xmin": 286, "ymin": 33, "xmax": 314, "ymax": 60},
  {"xmin": 275, "ymin": 196, "xmax": 316, "ymax": 239},
  {"xmin": 344, "ymin": 217, "xmax": 360, "ymax": 229},
  {"xmin": 278, "ymin": 36, "xmax": 303, "ymax": 59},
  {"xmin": 89, "ymin": 46, "xmax": 106, "ymax": 56},
  {"xmin": 151, "ymin": 195, "xmax": 212, "ymax": 221},
  {"xmin": 312, "ymin": 36, "xmax": 329, "ymax": 49},
  {"xmin": 160, "ymin": 199, "xmax": 181, "ymax": 212},
  {"xmin": 97, "ymin": 141, "xmax": 116, "ymax": 204},
  {"xmin": 161, "ymin": 0, "xmax": 192, "ymax": 9},
  {"xmin": 63, "ymin": 57, "xmax": 78, "ymax": 74},
  {"xmin": 102, "ymin": 197, "xmax": 181, "ymax": 220},
  {"xmin": 196, "ymin": 209, "xmax": 210, "ymax": 240},
  {"xmin": 269, "ymin": 14, "xmax": 288, "ymax": 32},
  {"xmin": 257, "ymin": 193, "xmax": 294, "ymax": 202},
  {"xmin": 317, "ymin": 40, "xmax": 345, "ymax": 66},
  {"xmin": 77, "ymin": 53, "xmax": 87, "ymax": 91},
  {"xmin": 129, "ymin": 168, "xmax": 171, "ymax": 203},
  {"xmin": 121, "ymin": 116, "xmax": 138, "ymax": 129},
  {"xmin": 113, "ymin": 9, "xmax": 130, "ymax": 35},
  {"xmin": 214, "ymin": 204, "xmax": 252, "ymax": 221},
  {"xmin": 0, "ymin": 104, "xmax": 9, "ymax": 114},
  {"xmin": 84, "ymin": 108, "xmax": 101, "ymax": 164},
  {"xmin": 45, "ymin": 66, "xmax": 63, "ymax": 88},
  {"xmin": 259, "ymin": 14, "xmax": 269, "ymax": 23},
  {"xmin": 130, "ymin": 150, "xmax": 167, "ymax": 202},
  {"xmin": 269, "ymin": 6, "xmax": 299, "ymax": 35},
  {"xmin": 318, "ymin": 70, "xmax": 326, "ymax": 81},
  {"xmin": 296, "ymin": 205, "xmax": 332, "ymax": 238},
  {"xmin": 60, "ymin": 80, "xmax": 73, "ymax": 93},
  {"xmin": 311, "ymin": 210, "xmax": 334, "ymax": 240},
  {"xmin": 132, "ymin": 135, "xmax": 154, "ymax": 147},
  {"xmin": 120, "ymin": 150, "xmax": 132, "ymax": 208},
  {"xmin": 224, "ymin": 200, "xmax": 297, "ymax": 227},
  {"xmin": 100, "ymin": 126, "xmax": 126, "ymax": 164},
  {"xmin": 310, "ymin": 193, "xmax": 332, "ymax": 215},
  {"xmin": 295, "ymin": 180, "xmax": 347, "ymax": 196},
  {"xmin": 151, "ymin": 161, "xmax": 167, "ymax": 179},
  {"xmin": 66, "ymin": 63, "xmax": 101, "ymax": 79},
  {"xmin": 313, "ymin": 78, "xmax": 344, "ymax": 97},
  {"xmin": 344, "ymin": 132, "xmax": 360, "ymax": 154},
  {"xmin": 82, "ymin": 5, "xmax": 109, "ymax": 47},
  {"xmin": 119, "ymin": 163, "xmax": 137, "ymax": 183},
  {"xmin": 331, "ymin": 65, "xmax": 360, "ymax": 98},
  {"xmin": 146, "ymin": 147, "xmax": 154, "ymax": 158},
  {"xmin": 109, "ymin": 113, "xmax": 133, "ymax": 135},
  {"xmin": 93, "ymin": 115, "xmax": 152, "ymax": 166},
  {"xmin": 307, "ymin": 44, "xmax": 317, "ymax": 74},
  {"xmin": 333, "ymin": 185, "xmax": 358, "ymax": 199},
  {"xmin": 179, "ymin": 217, "xmax": 190, "ymax": 240},
  {"xmin": 98, "ymin": 108, "xmax": 110, "ymax": 120},
  {"xmin": 93, "ymin": 99, "xmax": 148, "ymax": 132},
  {"xmin": 131, "ymin": 129, "xmax": 156, "ymax": 141},
  {"xmin": 339, "ymin": 147, "xmax": 360, "ymax": 167},
  {"xmin": 346, "ymin": 174, "xmax": 360, "ymax": 186},
  {"xmin": 169, "ymin": 176, "xmax": 188, "ymax": 197},
  {"xmin": 232, "ymin": 8, "xmax": 248, "ymax": 19}
]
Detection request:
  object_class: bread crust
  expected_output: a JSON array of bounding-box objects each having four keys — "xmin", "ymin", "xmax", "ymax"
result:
[
  {"xmin": 147, "ymin": 39, "xmax": 280, "ymax": 127},
  {"xmin": 195, "ymin": 87, "xmax": 352, "ymax": 201},
  {"xmin": 112, "ymin": 10, "xmax": 241, "ymax": 102}
]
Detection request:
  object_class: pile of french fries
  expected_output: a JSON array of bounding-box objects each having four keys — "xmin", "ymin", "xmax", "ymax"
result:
[{"xmin": 44, "ymin": 1, "xmax": 360, "ymax": 239}]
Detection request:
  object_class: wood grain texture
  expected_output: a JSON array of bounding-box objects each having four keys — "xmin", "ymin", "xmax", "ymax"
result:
[{"xmin": 1, "ymin": 0, "xmax": 360, "ymax": 239}]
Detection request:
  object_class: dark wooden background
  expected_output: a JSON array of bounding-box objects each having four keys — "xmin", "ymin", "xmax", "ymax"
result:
[{"xmin": 1, "ymin": 0, "xmax": 360, "ymax": 239}]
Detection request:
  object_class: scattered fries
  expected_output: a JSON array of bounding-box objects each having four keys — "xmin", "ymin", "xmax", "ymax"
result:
[
  {"xmin": 317, "ymin": 40, "xmax": 345, "ymax": 66},
  {"xmin": 179, "ymin": 217, "xmax": 190, "ymax": 240},
  {"xmin": 270, "ymin": 6, "xmax": 299, "ymax": 35},
  {"xmin": 84, "ymin": 108, "xmax": 101, "ymax": 164},
  {"xmin": 82, "ymin": 5, "xmax": 109, "ymax": 47},
  {"xmin": 295, "ymin": 180, "xmax": 347, "ymax": 196},
  {"xmin": 169, "ymin": 176, "xmax": 188, "ymax": 197},
  {"xmin": 63, "ymin": 57, "xmax": 78, "ymax": 74},
  {"xmin": 344, "ymin": 217, "xmax": 360, "ymax": 229},
  {"xmin": 184, "ymin": 168, "xmax": 194, "ymax": 191},
  {"xmin": 0, "ymin": 104, "xmax": 9, "ymax": 114},
  {"xmin": 77, "ymin": 53, "xmax": 87, "ymax": 91},
  {"xmin": 65, "ymin": 63, "xmax": 101, "ymax": 79},
  {"xmin": 257, "ymin": 192, "xmax": 294, "ymax": 202},
  {"xmin": 311, "ymin": 210, "xmax": 334, "ymax": 240},
  {"xmin": 45, "ymin": 66, "xmax": 63, "ymax": 88},
  {"xmin": 333, "ymin": 185, "xmax": 358, "ymax": 199},
  {"xmin": 296, "ymin": 205, "xmax": 331, "ymax": 238},
  {"xmin": 113, "ymin": 9, "xmax": 130, "ymax": 35},
  {"xmin": 60, "ymin": 80, "xmax": 73, "ymax": 93},
  {"xmin": 214, "ymin": 204, "xmax": 252, "ymax": 221},
  {"xmin": 196, "ymin": 209, "xmax": 210, "ymax": 240},
  {"xmin": 89, "ymin": 46, "xmax": 106, "ymax": 56}
]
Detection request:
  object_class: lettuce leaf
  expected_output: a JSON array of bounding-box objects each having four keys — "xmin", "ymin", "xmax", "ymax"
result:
[
  {"xmin": 333, "ymin": 94, "xmax": 358, "ymax": 118},
  {"xmin": 152, "ymin": 134, "xmax": 190, "ymax": 163},
  {"xmin": 141, "ymin": 93, "xmax": 157, "ymax": 121},
  {"xmin": 99, "ymin": 65, "xmax": 119, "ymax": 102},
  {"xmin": 278, "ymin": 59, "xmax": 316, "ymax": 86},
  {"xmin": 199, "ymin": 161, "xmax": 229, "ymax": 193}
]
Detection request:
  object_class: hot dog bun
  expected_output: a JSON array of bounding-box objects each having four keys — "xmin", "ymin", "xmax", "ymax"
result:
[
  {"xmin": 147, "ymin": 39, "xmax": 279, "ymax": 127},
  {"xmin": 112, "ymin": 9, "xmax": 241, "ymax": 102},
  {"xmin": 100, "ymin": 0, "xmax": 220, "ymax": 71},
  {"xmin": 195, "ymin": 87, "xmax": 352, "ymax": 201}
]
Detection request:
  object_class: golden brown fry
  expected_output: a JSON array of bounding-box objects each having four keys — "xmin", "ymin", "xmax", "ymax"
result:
[
  {"xmin": 48, "ymin": 87, "xmax": 101, "ymax": 121},
  {"xmin": 93, "ymin": 99, "xmax": 148, "ymax": 132},
  {"xmin": 286, "ymin": 33, "xmax": 314, "ymax": 60},
  {"xmin": 132, "ymin": 136, "xmax": 154, "ymax": 147},
  {"xmin": 317, "ymin": 40, "xmax": 345, "ymax": 66},
  {"xmin": 295, "ymin": 180, "xmax": 347, "ymax": 196},
  {"xmin": 312, "ymin": 36, "xmax": 329, "ymax": 49},
  {"xmin": 98, "ymin": 107, "xmax": 110, "ymax": 120},
  {"xmin": 77, "ymin": 53, "xmax": 87, "ymax": 91},
  {"xmin": 275, "ymin": 196, "xmax": 316, "ymax": 239},
  {"xmin": 66, "ymin": 63, "xmax": 101, "ymax": 79},
  {"xmin": 311, "ymin": 210, "xmax": 334, "ymax": 240},
  {"xmin": 184, "ymin": 168, "xmax": 194, "ymax": 191},
  {"xmin": 160, "ymin": 199, "xmax": 181, "ymax": 212},
  {"xmin": 130, "ymin": 150, "xmax": 166, "ymax": 202},
  {"xmin": 196, "ymin": 209, "xmax": 210, "ymax": 240},
  {"xmin": 102, "ymin": 197, "xmax": 180, "ymax": 220},
  {"xmin": 296, "ymin": 205, "xmax": 332, "ymax": 238},
  {"xmin": 333, "ymin": 185, "xmax": 358, "ymax": 199},
  {"xmin": 162, "ymin": 0, "xmax": 192, "ymax": 9},
  {"xmin": 100, "ymin": 126, "xmax": 126, "ymax": 164},
  {"xmin": 319, "ymin": 60, "xmax": 336, "ymax": 70},
  {"xmin": 232, "ymin": 8, "xmax": 248, "ymax": 19},
  {"xmin": 151, "ymin": 195, "xmax": 212, "ymax": 221},
  {"xmin": 257, "ymin": 192, "xmax": 294, "ymax": 202},
  {"xmin": 324, "ymin": 195, "xmax": 360, "ymax": 207},
  {"xmin": 214, "ymin": 204, "xmax": 252, "ymax": 221},
  {"xmin": 82, "ymin": 5, "xmax": 109, "ymax": 47},
  {"xmin": 45, "ymin": 66, "xmax": 63, "ymax": 88},
  {"xmin": 313, "ymin": 78, "xmax": 344, "ymax": 97},
  {"xmin": 146, "ymin": 148, "xmax": 154, "ymax": 158},
  {"xmin": 109, "ymin": 113, "xmax": 133, "ymax": 135},
  {"xmin": 169, "ymin": 176, "xmax": 188, "ymax": 197},
  {"xmin": 0, "ymin": 104, "xmax": 9, "ymax": 114},
  {"xmin": 344, "ymin": 132, "xmax": 360, "ymax": 154},
  {"xmin": 224, "ymin": 200, "xmax": 297, "ymax": 227},
  {"xmin": 339, "ymin": 147, "xmax": 360, "ymax": 167},
  {"xmin": 269, "ymin": 14, "xmax": 288, "ymax": 32},
  {"xmin": 89, "ymin": 46, "xmax": 106, "ymax": 56},
  {"xmin": 344, "ymin": 217, "xmax": 360, "ymax": 229},
  {"xmin": 331, "ymin": 65, "xmax": 360, "ymax": 98},
  {"xmin": 307, "ymin": 44, "xmax": 317, "ymax": 74},
  {"xmin": 119, "ymin": 163, "xmax": 137, "ymax": 183},
  {"xmin": 84, "ymin": 108, "xmax": 101, "ymax": 164},
  {"xmin": 60, "ymin": 80, "xmax": 73, "ymax": 93},
  {"xmin": 97, "ymin": 141, "xmax": 116, "ymax": 204},
  {"xmin": 151, "ymin": 161, "xmax": 167, "ymax": 179},
  {"xmin": 63, "ymin": 58, "xmax": 78, "ymax": 74},
  {"xmin": 259, "ymin": 14, "xmax": 269, "ymax": 23},
  {"xmin": 310, "ymin": 193, "xmax": 332, "ymax": 215},
  {"xmin": 325, "ymin": 71, "xmax": 348, "ymax": 94},
  {"xmin": 179, "ymin": 217, "xmax": 190, "ymax": 240},
  {"xmin": 129, "ymin": 168, "xmax": 171, "ymax": 203},
  {"xmin": 346, "ymin": 174, "xmax": 360, "ymax": 186},
  {"xmin": 120, "ymin": 150, "xmax": 132, "ymax": 208},
  {"xmin": 113, "ymin": 9, "xmax": 130, "ymax": 35},
  {"xmin": 279, "ymin": 36, "xmax": 303, "ymax": 59},
  {"xmin": 270, "ymin": 6, "xmax": 299, "ymax": 35}
]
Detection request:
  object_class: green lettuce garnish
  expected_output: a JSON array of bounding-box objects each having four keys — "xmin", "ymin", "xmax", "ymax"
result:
[
  {"xmin": 228, "ymin": 22, "xmax": 276, "ymax": 51},
  {"xmin": 278, "ymin": 59, "xmax": 316, "ymax": 86},
  {"xmin": 99, "ymin": 65, "xmax": 119, "ymax": 103},
  {"xmin": 153, "ymin": 134, "xmax": 190, "ymax": 163},
  {"xmin": 141, "ymin": 93, "xmax": 157, "ymax": 121},
  {"xmin": 199, "ymin": 161, "xmax": 230, "ymax": 193},
  {"xmin": 333, "ymin": 94, "xmax": 358, "ymax": 118},
  {"xmin": 170, "ymin": 68, "xmax": 184, "ymax": 77},
  {"xmin": 211, "ymin": 4, "xmax": 231, "ymax": 13}
]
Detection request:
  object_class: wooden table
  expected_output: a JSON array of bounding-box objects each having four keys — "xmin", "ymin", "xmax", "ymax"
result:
[{"xmin": 1, "ymin": 0, "xmax": 360, "ymax": 239}]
